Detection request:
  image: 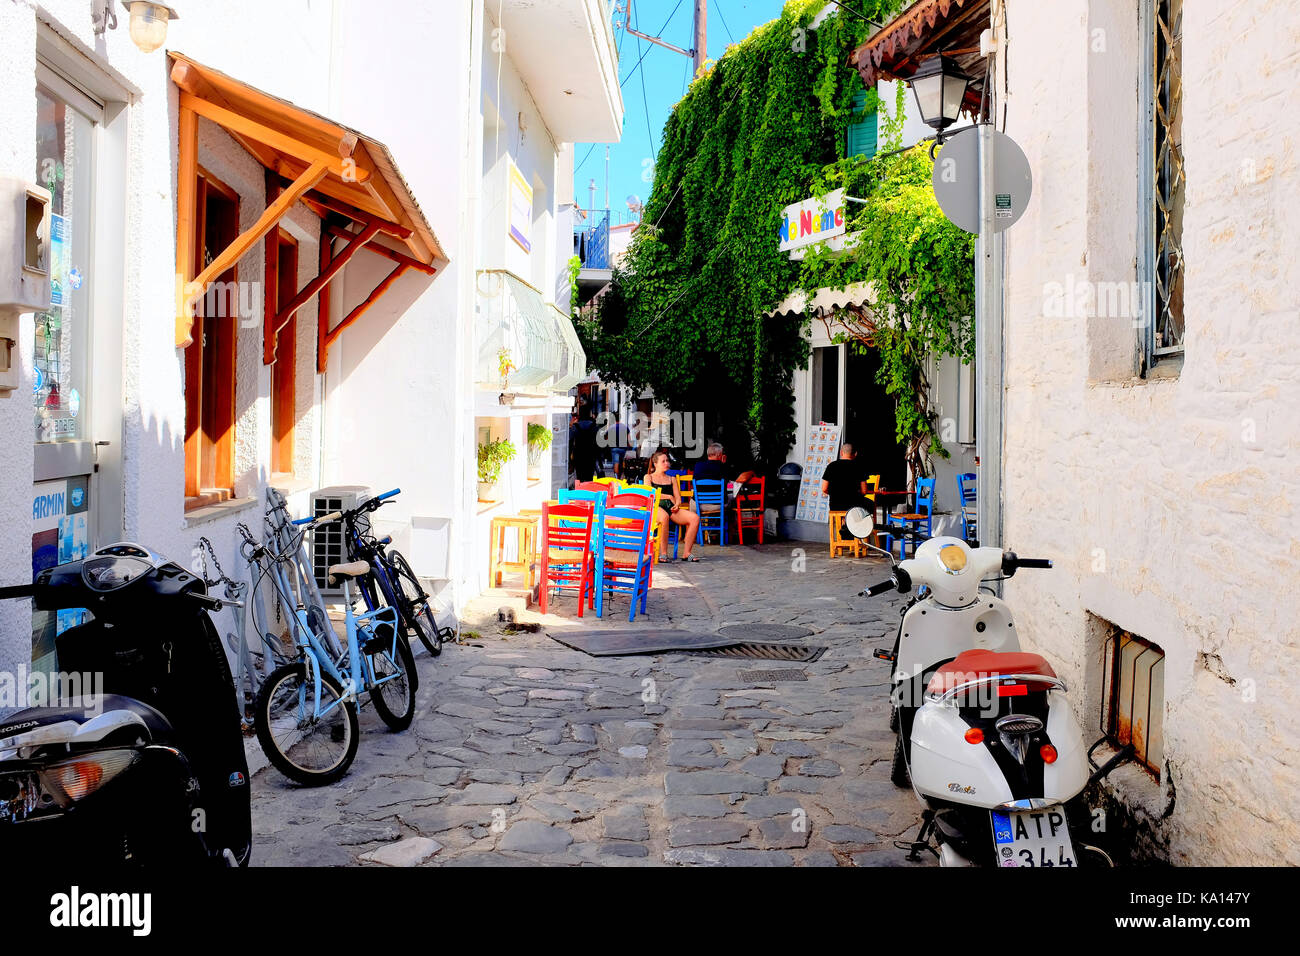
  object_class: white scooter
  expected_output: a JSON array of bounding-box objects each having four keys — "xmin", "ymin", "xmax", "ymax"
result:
[{"xmin": 845, "ymin": 509, "xmax": 1125, "ymax": 868}]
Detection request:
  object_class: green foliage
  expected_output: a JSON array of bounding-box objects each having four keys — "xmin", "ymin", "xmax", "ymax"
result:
[
  {"xmin": 527, "ymin": 423, "xmax": 553, "ymax": 450},
  {"xmin": 476, "ymin": 438, "xmax": 517, "ymax": 483},
  {"xmin": 567, "ymin": 255, "xmax": 581, "ymax": 317},
  {"xmin": 578, "ymin": 0, "xmax": 971, "ymax": 475}
]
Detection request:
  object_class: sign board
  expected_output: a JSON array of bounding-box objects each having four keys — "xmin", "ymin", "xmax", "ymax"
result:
[
  {"xmin": 31, "ymin": 476, "xmax": 91, "ymax": 672},
  {"xmin": 778, "ymin": 189, "xmax": 846, "ymax": 254},
  {"xmin": 507, "ymin": 159, "xmax": 533, "ymax": 253},
  {"xmin": 931, "ymin": 128, "xmax": 1032, "ymax": 234},
  {"xmin": 794, "ymin": 423, "xmax": 842, "ymax": 523}
]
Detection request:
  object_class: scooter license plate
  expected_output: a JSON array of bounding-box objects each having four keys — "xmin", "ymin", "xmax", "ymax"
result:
[{"xmin": 990, "ymin": 808, "xmax": 1076, "ymax": 868}]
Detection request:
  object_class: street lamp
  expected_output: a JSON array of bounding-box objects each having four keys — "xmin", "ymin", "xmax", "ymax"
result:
[
  {"xmin": 908, "ymin": 55, "xmax": 971, "ymax": 138},
  {"xmin": 120, "ymin": 2, "xmax": 179, "ymax": 54}
]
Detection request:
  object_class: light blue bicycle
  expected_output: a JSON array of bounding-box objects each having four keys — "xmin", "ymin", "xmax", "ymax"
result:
[{"xmin": 248, "ymin": 510, "xmax": 415, "ymax": 786}]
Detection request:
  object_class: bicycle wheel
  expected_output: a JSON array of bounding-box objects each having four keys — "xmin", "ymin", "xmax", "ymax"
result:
[
  {"xmin": 368, "ymin": 626, "xmax": 416, "ymax": 731},
  {"xmin": 254, "ymin": 662, "xmax": 359, "ymax": 787},
  {"xmin": 389, "ymin": 550, "xmax": 443, "ymax": 657}
]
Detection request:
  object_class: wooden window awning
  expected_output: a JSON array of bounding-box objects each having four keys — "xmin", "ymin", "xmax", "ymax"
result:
[
  {"xmin": 171, "ymin": 52, "xmax": 446, "ymax": 359},
  {"xmin": 848, "ymin": 0, "xmax": 988, "ymax": 114}
]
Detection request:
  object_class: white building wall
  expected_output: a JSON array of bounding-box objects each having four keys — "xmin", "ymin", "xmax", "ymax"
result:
[{"xmin": 1001, "ymin": 0, "xmax": 1300, "ymax": 864}]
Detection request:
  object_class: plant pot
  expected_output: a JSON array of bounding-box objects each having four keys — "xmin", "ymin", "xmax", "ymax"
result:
[
  {"xmin": 527, "ymin": 445, "xmax": 544, "ymax": 480},
  {"xmin": 477, "ymin": 480, "xmax": 499, "ymax": 503}
]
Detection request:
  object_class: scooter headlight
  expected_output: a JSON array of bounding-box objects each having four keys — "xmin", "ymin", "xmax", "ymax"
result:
[
  {"xmin": 938, "ymin": 544, "xmax": 967, "ymax": 574},
  {"xmin": 39, "ymin": 750, "xmax": 138, "ymax": 807}
]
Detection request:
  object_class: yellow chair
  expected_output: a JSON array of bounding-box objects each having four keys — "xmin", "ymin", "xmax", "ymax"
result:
[
  {"xmin": 863, "ymin": 473, "xmax": 881, "ymax": 547},
  {"xmin": 829, "ymin": 511, "xmax": 864, "ymax": 559}
]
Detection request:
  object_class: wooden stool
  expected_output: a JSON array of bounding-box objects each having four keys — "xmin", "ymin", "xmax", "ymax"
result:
[
  {"xmin": 489, "ymin": 515, "xmax": 539, "ymax": 593},
  {"xmin": 828, "ymin": 511, "xmax": 863, "ymax": 559}
]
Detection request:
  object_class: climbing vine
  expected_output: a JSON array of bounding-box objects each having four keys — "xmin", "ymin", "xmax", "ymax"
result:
[{"xmin": 578, "ymin": 0, "xmax": 972, "ymax": 475}]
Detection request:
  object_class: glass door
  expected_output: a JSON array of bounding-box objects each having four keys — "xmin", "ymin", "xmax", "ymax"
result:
[{"xmin": 30, "ymin": 75, "xmax": 107, "ymax": 672}]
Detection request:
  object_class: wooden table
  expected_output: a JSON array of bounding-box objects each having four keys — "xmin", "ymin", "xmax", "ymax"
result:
[{"xmin": 489, "ymin": 514, "xmax": 540, "ymax": 593}]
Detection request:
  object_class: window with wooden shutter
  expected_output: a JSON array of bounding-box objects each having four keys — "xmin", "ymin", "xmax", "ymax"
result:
[{"xmin": 846, "ymin": 89, "xmax": 877, "ymax": 159}]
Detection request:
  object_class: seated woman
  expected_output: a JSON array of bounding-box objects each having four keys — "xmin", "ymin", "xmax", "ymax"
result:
[{"xmin": 644, "ymin": 449, "xmax": 701, "ymax": 562}]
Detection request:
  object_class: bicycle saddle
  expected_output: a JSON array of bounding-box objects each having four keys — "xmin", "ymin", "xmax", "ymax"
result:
[{"xmin": 328, "ymin": 560, "xmax": 370, "ymax": 582}]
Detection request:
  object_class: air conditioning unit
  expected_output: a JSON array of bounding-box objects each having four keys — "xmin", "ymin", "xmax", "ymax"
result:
[{"xmin": 309, "ymin": 485, "xmax": 370, "ymax": 597}]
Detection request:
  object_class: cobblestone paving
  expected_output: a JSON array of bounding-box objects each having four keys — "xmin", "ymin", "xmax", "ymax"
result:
[{"xmin": 251, "ymin": 541, "xmax": 928, "ymax": 866}]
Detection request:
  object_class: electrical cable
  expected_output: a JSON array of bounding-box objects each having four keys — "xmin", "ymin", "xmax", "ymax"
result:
[{"xmin": 712, "ymin": 0, "xmax": 735, "ymax": 44}]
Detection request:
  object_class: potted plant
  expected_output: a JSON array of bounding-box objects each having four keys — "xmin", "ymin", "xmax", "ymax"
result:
[
  {"xmin": 526, "ymin": 423, "xmax": 552, "ymax": 480},
  {"xmin": 476, "ymin": 437, "xmax": 516, "ymax": 502},
  {"xmin": 497, "ymin": 348, "xmax": 516, "ymax": 391}
]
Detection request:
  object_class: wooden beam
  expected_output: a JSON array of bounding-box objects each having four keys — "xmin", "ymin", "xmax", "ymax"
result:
[
  {"xmin": 263, "ymin": 170, "xmax": 282, "ymax": 367},
  {"xmin": 179, "ymin": 92, "xmax": 369, "ymax": 184},
  {"xmin": 265, "ymin": 220, "xmax": 381, "ymax": 364},
  {"xmin": 317, "ymin": 235, "xmax": 334, "ymax": 374},
  {"xmin": 273, "ymin": 155, "xmax": 393, "ymax": 221},
  {"xmin": 184, "ymin": 161, "xmax": 328, "ymax": 317},
  {"xmin": 175, "ymin": 104, "xmax": 199, "ymax": 347},
  {"xmin": 303, "ymin": 194, "xmax": 412, "ymax": 239},
  {"xmin": 323, "ymin": 223, "xmax": 439, "ymax": 275},
  {"xmin": 324, "ymin": 263, "xmax": 411, "ymax": 353}
]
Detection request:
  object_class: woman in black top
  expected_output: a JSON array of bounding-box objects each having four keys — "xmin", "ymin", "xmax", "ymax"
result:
[{"xmin": 644, "ymin": 450, "xmax": 701, "ymax": 561}]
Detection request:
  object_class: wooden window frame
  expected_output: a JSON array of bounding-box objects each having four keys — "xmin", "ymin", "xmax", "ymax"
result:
[
  {"xmin": 184, "ymin": 167, "xmax": 239, "ymax": 509},
  {"xmin": 268, "ymin": 227, "xmax": 299, "ymax": 477}
]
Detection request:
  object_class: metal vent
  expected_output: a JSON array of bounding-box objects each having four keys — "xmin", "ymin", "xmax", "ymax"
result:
[{"xmin": 689, "ymin": 643, "xmax": 826, "ymax": 662}]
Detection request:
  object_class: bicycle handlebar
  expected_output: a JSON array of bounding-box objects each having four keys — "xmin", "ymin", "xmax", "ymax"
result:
[
  {"xmin": 375, "ymin": 488, "xmax": 400, "ymax": 502},
  {"xmin": 291, "ymin": 511, "xmax": 342, "ymax": 526}
]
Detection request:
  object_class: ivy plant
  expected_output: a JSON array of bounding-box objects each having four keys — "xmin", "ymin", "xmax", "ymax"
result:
[{"xmin": 578, "ymin": 0, "xmax": 972, "ymax": 478}]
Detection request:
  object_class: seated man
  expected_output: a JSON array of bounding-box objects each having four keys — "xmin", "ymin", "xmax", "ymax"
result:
[
  {"xmin": 820, "ymin": 443, "xmax": 869, "ymax": 512},
  {"xmin": 692, "ymin": 442, "xmax": 729, "ymax": 484}
]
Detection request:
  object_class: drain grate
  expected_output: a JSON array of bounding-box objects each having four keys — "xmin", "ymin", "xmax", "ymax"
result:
[
  {"xmin": 739, "ymin": 668, "xmax": 808, "ymax": 682},
  {"xmin": 688, "ymin": 642, "xmax": 827, "ymax": 662}
]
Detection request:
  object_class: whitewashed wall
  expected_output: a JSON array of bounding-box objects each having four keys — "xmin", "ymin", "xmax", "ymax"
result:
[{"xmin": 1001, "ymin": 0, "xmax": 1300, "ymax": 864}]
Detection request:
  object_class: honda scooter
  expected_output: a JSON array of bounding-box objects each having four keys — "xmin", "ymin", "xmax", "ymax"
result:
[
  {"xmin": 846, "ymin": 509, "xmax": 1124, "ymax": 867},
  {"xmin": 0, "ymin": 543, "xmax": 252, "ymax": 866}
]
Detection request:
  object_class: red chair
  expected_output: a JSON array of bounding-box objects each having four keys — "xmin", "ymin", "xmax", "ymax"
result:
[
  {"xmin": 539, "ymin": 502, "xmax": 594, "ymax": 616},
  {"xmin": 575, "ymin": 481, "xmax": 614, "ymax": 503},
  {"xmin": 608, "ymin": 491, "xmax": 658, "ymax": 585},
  {"xmin": 734, "ymin": 476, "xmax": 766, "ymax": 545}
]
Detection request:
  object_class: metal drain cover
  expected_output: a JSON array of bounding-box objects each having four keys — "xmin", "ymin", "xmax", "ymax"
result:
[
  {"xmin": 716, "ymin": 624, "xmax": 815, "ymax": 642},
  {"xmin": 688, "ymin": 642, "xmax": 826, "ymax": 662},
  {"xmin": 739, "ymin": 668, "xmax": 808, "ymax": 682}
]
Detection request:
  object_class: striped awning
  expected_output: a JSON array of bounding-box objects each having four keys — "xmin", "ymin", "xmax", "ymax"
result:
[
  {"xmin": 476, "ymin": 271, "xmax": 586, "ymax": 393},
  {"xmin": 764, "ymin": 282, "xmax": 876, "ymax": 318}
]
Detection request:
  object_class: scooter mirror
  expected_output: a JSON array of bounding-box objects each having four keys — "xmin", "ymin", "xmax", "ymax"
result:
[{"xmin": 844, "ymin": 507, "xmax": 875, "ymax": 540}]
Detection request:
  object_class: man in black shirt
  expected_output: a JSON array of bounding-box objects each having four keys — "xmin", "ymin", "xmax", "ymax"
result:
[{"xmin": 820, "ymin": 443, "xmax": 868, "ymax": 511}]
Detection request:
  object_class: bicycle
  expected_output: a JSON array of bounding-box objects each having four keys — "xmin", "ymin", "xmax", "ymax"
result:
[
  {"xmin": 246, "ymin": 511, "xmax": 416, "ymax": 786},
  {"xmin": 338, "ymin": 488, "xmax": 455, "ymax": 657}
]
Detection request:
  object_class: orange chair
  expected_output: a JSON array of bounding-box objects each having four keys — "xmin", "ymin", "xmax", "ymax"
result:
[
  {"xmin": 539, "ymin": 502, "xmax": 594, "ymax": 616},
  {"xmin": 576, "ymin": 480, "xmax": 615, "ymax": 503},
  {"xmin": 733, "ymin": 476, "xmax": 766, "ymax": 545}
]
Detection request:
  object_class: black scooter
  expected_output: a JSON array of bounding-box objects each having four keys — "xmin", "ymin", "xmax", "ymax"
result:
[{"xmin": 0, "ymin": 543, "xmax": 252, "ymax": 866}]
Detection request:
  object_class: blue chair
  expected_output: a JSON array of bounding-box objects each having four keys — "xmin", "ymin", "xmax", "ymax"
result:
[
  {"xmin": 694, "ymin": 479, "xmax": 727, "ymax": 546},
  {"xmin": 955, "ymin": 472, "xmax": 978, "ymax": 543},
  {"xmin": 593, "ymin": 506, "xmax": 653, "ymax": 621},
  {"xmin": 886, "ymin": 478, "xmax": 935, "ymax": 559},
  {"xmin": 559, "ymin": 488, "xmax": 606, "ymax": 521}
]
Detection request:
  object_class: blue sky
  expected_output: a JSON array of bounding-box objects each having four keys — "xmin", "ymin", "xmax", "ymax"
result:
[{"xmin": 574, "ymin": 0, "xmax": 789, "ymax": 226}]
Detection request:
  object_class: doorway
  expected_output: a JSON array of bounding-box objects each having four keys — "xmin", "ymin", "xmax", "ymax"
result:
[{"xmin": 844, "ymin": 346, "xmax": 906, "ymax": 490}]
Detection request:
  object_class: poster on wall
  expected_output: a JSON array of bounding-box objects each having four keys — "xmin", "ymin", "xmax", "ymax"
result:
[
  {"xmin": 30, "ymin": 476, "xmax": 91, "ymax": 673},
  {"xmin": 508, "ymin": 159, "xmax": 533, "ymax": 253},
  {"xmin": 794, "ymin": 423, "xmax": 842, "ymax": 523}
]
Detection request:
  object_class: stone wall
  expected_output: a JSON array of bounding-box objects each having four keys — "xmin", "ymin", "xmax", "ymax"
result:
[{"xmin": 1001, "ymin": 0, "xmax": 1300, "ymax": 864}]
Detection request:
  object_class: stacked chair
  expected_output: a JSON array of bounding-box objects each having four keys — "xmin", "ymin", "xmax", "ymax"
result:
[{"xmin": 538, "ymin": 502, "xmax": 594, "ymax": 616}]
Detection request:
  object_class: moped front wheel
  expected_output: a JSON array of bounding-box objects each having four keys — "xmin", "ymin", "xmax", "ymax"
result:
[
  {"xmin": 890, "ymin": 730, "xmax": 911, "ymax": 787},
  {"xmin": 254, "ymin": 662, "xmax": 359, "ymax": 786}
]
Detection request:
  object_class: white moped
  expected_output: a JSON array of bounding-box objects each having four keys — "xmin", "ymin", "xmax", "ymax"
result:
[{"xmin": 845, "ymin": 509, "xmax": 1127, "ymax": 867}]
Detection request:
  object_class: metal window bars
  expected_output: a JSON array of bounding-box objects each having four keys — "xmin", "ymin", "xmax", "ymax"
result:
[
  {"xmin": 1100, "ymin": 629, "xmax": 1166, "ymax": 777},
  {"xmin": 1152, "ymin": 0, "xmax": 1185, "ymax": 358}
]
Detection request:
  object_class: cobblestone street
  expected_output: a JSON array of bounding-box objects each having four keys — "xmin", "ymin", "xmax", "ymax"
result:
[{"xmin": 250, "ymin": 541, "xmax": 927, "ymax": 866}]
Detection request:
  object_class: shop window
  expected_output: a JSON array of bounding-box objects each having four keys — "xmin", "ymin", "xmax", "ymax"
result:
[
  {"xmin": 1101, "ymin": 625, "xmax": 1166, "ymax": 777},
  {"xmin": 812, "ymin": 345, "xmax": 839, "ymax": 425},
  {"xmin": 184, "ymin": 170, "xmax": 239, "ymax": 507},
  {"xmin": 1139, "ymin": 0, "xmax": 1185, "ymax": 370},
  {"xmin": 269, "ymin": 228, "xmax": 298, "ymax": 476}
]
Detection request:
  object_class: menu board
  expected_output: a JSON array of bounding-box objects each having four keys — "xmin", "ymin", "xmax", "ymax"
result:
[{"xmin": 795, "ymin": 423, "xmax": 842, "ymax": 522}]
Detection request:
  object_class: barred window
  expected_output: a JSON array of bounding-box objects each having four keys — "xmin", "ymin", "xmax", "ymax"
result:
[{"xmin": 1139, "ymin": 0, "xmax": 1185, "ymax": 369}]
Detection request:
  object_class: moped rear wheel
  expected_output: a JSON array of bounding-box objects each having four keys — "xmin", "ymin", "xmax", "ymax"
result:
[{"xmin": 254, "ymin": 662, "xmax": 359, "ymax": 786}]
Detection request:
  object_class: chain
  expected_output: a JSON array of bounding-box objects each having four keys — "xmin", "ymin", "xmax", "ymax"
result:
[{"xmin": 196, "ymin": 535, "xmax": 246, "ymax": 600}]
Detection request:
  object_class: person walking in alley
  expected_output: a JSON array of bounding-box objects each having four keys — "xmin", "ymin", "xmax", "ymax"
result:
[
  {"xmin": 821, "ymin": 443, "xmax": 870, "ymax": 512},
  {"xmin": 571, "ymin": 399, "xmax": 599, "ymax": 481},
  {"xmin": 646, "ymin": 449, "xmax": 701, "ymax": 561}
]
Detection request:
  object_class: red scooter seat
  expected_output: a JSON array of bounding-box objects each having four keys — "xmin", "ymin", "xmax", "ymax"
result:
[{"xmin": 927, "ymin": 649, "xmax": 1058, "ymax": 696}]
